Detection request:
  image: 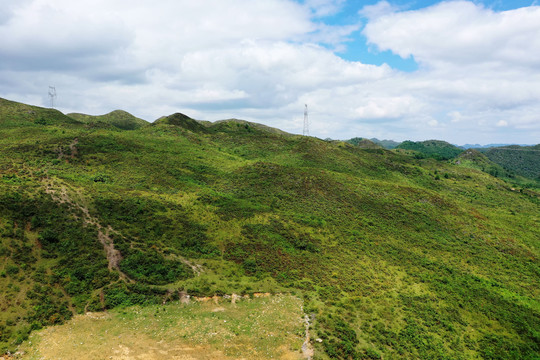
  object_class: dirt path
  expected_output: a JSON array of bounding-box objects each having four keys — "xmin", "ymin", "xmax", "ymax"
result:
[
  {"xmin": 301, "ymin": 314, "xmax": 314, "ymax": 360},
  {"xmin": 43, "ymin": 179, "xmax": 132, "ymax": 282},
  {"xmin": 69, "ymin": 138, "xmax": 78, "ymax": 159},
  {"xmin": 55, "ymin": 138, "xmax": 79, "ymax": 162},
  {"xmin": 172, "ymin": 255, "xmax": 204, "ymax": 276}
]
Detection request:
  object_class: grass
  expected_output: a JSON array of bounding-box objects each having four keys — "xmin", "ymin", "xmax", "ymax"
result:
[{"xmin": 19, "ymin": 294, "xmax": 305, "ymax": 360}]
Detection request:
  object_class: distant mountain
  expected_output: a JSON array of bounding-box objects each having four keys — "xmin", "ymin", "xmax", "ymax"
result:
[
  {"xmin": 346, "ymin": 137, "xmax": 401, "ymax": 149},
  {"xmin": 396, "ymin": 140, "xmax": 463, "ymax": 160},
  {"xmin": 68, "ymin": 110, "xmax": 148, "ymax": 130},
  {"xmin": 370, "ymin": 138, "xmax": 401, "ymax": 149},
  {"xmin": 461, "ymin": 143, "xmax": 532, "ymax": 149}
]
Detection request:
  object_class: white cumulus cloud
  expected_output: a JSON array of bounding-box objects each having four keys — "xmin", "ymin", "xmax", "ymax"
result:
[
  {"xmin": 363, "ymin": 1, "xmax": 540, "ymax": 70},
  {"xmin": 0, "ymin": 0, "xmax": 539, "ymax": 144}
]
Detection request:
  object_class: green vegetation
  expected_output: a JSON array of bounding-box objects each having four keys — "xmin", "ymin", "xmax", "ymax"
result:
[
  {"xmin": 154, "ymin": 112, "xmax": 209, "ymax": 132},
  {"xmin": 0, "ymin": 98, "xmax": 80, "ymax": 128},
  {"xmin": 0, "ymin": 97, "xmax": 539, "ymax": 359},
  {"xmin": 370, "ymin": 138, "xmax": 401, "ymax": 149},
  {"xmin": 347, "ymin": 137, "xmax": 401, "ymax": 149},
  {"xmin": 19, "ymin": 295, "xmax": 304, "ymax": 359},
  {"xmin": 345, "ymin": 137, "xmax": 383, "ymax": 149},
  {"xmin": 397, "ymin": 139, "xmax": 464, "ymax": 160},
  {"xmin": 482, "ymin": 145, "xmax": 540, "ymax": 181},
  {"xmin": 68, "ymin": 110, "xmax": 149, "ymax": 130}
]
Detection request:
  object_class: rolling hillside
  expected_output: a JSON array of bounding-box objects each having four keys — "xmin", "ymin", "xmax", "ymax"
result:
[
  {"xmin": 345, "ymin": 137, "xmax": 383, "ymax": 149},
  {"xmin": 0, "ymin": 98, "xmax": 539, "ymax": 359},
  {"xmin": 68, "ymin": 110, "xmax": 148, "ymax": 130},
  {"xmin": 482, "ymin": 145, "xmax": 540, "ymax": 181},
  {"xmin": 396, "ymin": 140, "xmax": 464, "ymax": 160}
]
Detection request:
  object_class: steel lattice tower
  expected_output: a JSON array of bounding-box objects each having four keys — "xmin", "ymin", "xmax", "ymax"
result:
[
  {"xmin": 48, "ymin": 86, "xmax": 57, "ymax": 108},
  {"xmin": 303, "ymin": 104, "xmax": 309, "ymax": 136}
]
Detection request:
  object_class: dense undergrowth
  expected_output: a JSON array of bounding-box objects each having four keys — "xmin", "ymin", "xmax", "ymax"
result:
[
  {"xmin": 482, "ymin": 145, "xmax": 540, "ymax": 181},
  {"xmin": 0, "ymin": 98, "xmax": 539, "ymax": 359}
]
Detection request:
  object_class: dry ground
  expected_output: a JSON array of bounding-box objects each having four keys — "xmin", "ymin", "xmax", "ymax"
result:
[{"xmin": 17, "ymin": 295, "xmax": 305, "ymax": 360}]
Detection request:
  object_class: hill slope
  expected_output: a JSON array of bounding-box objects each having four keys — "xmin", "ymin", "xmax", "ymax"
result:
[
  {"xmin": 0, "ymin": 99, "xmax": 539, "ymax": 359},
  {"xmin": 153, "ymin": 112, "xmax": 209, "ymax": 133},
  {"xmin": 397, "ymin": 140, "xmax": 464, "ymax": 160},
  {"xmin": 68, "ymin": 110, "xmax": 148, "ymax": 130},
  {"xmin": 0, "ymin": 98, "xmax": 81, "ymax": 127},
  {"xmin": 345, "ymin": 137, "xmax": 384, "ymax": 149},
  {"xmin": 483, "ymin": 145, "xmax": 540, "ymax": 181},
  {"xmin": 208, "ymin": 119, "xmax": 293, "ymax": 137},
  {"xmin": 453, "ymin": 149, "xmax": 513, "ymax": 177}
]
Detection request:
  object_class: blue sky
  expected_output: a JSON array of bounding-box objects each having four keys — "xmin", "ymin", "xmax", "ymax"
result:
[
  {"xmin": 307, "ymin": 0, "xmax": 538, "ymax": 70},
  {"xmin": 1, "ymin": 0, "xmax": 540, "ymax": 144}
]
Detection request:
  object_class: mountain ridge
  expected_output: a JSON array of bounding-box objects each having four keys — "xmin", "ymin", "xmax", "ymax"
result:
[{"xmin": 68, "ymin": 110, "xmax": 149, "ymax": 131}]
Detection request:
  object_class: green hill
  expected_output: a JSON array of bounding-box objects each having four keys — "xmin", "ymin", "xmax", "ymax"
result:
[
  {"xmin": 0, "ymin": 98, "xmax": 539, "ymax": 359},
  {"xmin": 68, "ymin": 110, "xmax": 149, "ymax": 130},
  {"xmin": 153, "ymin": 112, "xmax": 209, "ymax": 133},
  {"xmin": 370, "ymin": 138, "xmax": 401, "ymax": 149},
  {"xmin": 346, "ymin": 137, "xmax": 384, "ymax": 149},
  {"xmin": 347, "ymin": 137, "xmax": 401, "ymax": 149},
  {"xmin": 208, "ymin": 118, "xmax": 293, "ymax": 137},
  {"xmin": 451, "ymin": 148, "xmax": 540, "ymax": 188},
  {"xmin": 0, "ymin": 98, "xmax": 81, "ymax": 127},
  {"xmin": 453, "ymin": 148, "xmax": 511, "ymax": 176},
  {"xmin": 482, "ymin": 145, "xmax": 540, "ymax": 181},
  {"xmin": 397, "ymin": 140, "xmax": 464, "ymax": 160}
]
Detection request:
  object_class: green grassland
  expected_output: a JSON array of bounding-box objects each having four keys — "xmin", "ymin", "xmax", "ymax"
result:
[
  {"xmin": 18, "ymin": 294, "xmax": 305, "ymax": 360},
  {"xmin": 1, "ymin": 97, "xmax": 539, "ymax": 359}
]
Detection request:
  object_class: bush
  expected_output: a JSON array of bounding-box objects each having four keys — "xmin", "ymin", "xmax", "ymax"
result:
[
  {"xmin": 5, "ymin": 265, "xmax": 19, "ymax": 276},
  {"xmin": 91, "ymin": 173, "xmax": 111, "ymax": 183},
  {"xmin": 320, "ymin": 314, "xmax": 360, "ymax": 359},
  {"xmin": 120, "ymin": 250, "xmax": 192, "ymax": 285}
]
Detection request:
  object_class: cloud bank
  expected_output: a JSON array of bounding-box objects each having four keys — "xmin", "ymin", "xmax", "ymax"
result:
[{"xmin": 0, "ymin": 0, "xmax": 539, "ymax": 144}]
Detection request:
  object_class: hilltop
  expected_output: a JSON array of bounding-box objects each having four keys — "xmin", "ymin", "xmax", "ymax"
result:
[
  {"xmin": 396, "ymin": 140, "xmax": 464, "ymax": 160},
  {"xmin": 345, "ymin": 137, "xmax": 384, "ymax": 149},
  {"xmin": 0, "ymin": 98, "xmax": 81, "ymax": 127},
  {"xmin": 0, "ymin": 98, "xmax": 539, "ymax": 359},
  {"xmin": 153, "ymin": 112, "xmax": 208, "ymax": 132},
  {"xmin": 68, "ymin": 110, "xmax": 148, "ymax": 130}
]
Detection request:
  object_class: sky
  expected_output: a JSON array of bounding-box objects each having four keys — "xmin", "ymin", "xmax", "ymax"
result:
[{"xmin": 1, "ymin": 0, "xmax": 539, "ymax": 144}]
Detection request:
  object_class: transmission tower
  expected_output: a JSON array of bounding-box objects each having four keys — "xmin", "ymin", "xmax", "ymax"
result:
[
  {"xmin": 48, "ymin": 86, "xmax": 57, "ymax": 108},
  {"xmin": 303, "ymin": 104, "xmax": 309, "ymax": 136}
]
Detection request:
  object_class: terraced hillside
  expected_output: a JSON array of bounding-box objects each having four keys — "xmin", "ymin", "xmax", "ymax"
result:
[{"xmin": 0, "ymin": 98, "xmax": 539, "ymax": 359}]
